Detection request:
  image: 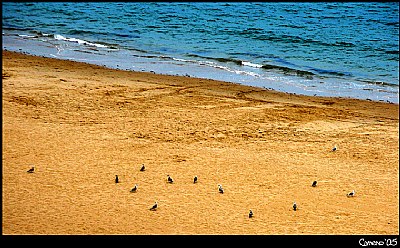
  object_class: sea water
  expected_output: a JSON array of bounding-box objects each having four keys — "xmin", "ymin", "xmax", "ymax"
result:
[{"xmin": 2, "ymin": 2, "xmax": 399, "ymax": 103}]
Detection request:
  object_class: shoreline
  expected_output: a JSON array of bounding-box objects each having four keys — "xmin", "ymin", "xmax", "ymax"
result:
[
  {"xmin": 2, "ymin": 40, "xmax": 399, "ymax": 104},
  {"xmin": 2, "ymin": 50, "xmax": 399, "ymax": 234},
  {"xmin": 4, "ymin": 49, "xmax": 399, "ymax": 106}
]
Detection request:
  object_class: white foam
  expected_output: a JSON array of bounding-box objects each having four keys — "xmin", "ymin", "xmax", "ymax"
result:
[
  {"xmin": 241, "ymin": 61, "xmax": 263, "ymax": 68},
  {"xmin": 54, "ymin": 34, "xmax": 107, "ymax": 48},
  {"xmin": 18, "ymin": 34, "xmax": 37, "ymax": 38}
]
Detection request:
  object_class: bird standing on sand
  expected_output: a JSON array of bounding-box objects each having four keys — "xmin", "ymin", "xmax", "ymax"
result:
[
  {"xmin": 218, "ymin": 184, "xmax": 224, "ymax": 194},
  {"xmin": 130, "ymin": 184, "xmax": 138, "ymax": 193},
  {"xmin": 312, "ymin": 180, "xmax": 317, "ymax": 187},
  {"xmin": 140, "ymin": 164, "xmax": 145, "ymax": 171},
  {"xmin": 193, "ymin": 175, "xmax": 198, "ymax": 184},
  {"xmin": 167, "ymin": 175, "xmax": 174, "ymax": 183},
  {"xmin": 249, "ymin": 209, "xmax": 253, "ymax": 218},
  {"xmin": 331, "ymin": 145, "xmax": 337, "ymax": 152},
  {"xmin": 27, "ymin": 167, "xmax": 35, "ymax": 173},
  {"xmin": 347, "ymin": 190, "xmax": 355, "ymax": 197},
  {"xmin": 293, "ymin": 201, "xmax": 297, "ymax": 211},
  {"xmin": 150, "ymin": 201, "xmax": 158, "ymax": 211},
  {"xmin": 115, "ymin": 175, "xmax": 119, "ymax": 183}
]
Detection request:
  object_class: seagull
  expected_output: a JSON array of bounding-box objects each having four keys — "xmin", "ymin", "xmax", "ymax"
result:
[
  {"xmin": 312, "ymin": 180, "xmax": 317, "ymax": 187},
  {"xmin": 150, "ymin": 201, "xmax": 158, "ymax": 211},
  {"xmin": 293, "ymin": 201, "xmax": 297, "ymax": 211},
  {"xmin": 346, "ymin": 190, "xmax": 355, "ymax": 197},
  {"xmin": 193, "ymin": 175, "xmax": 198, "ymax": 184},
  {"xmin": 140, "ymin": 164, "xmax": 145, "ymax": 171},
  {"xmin": 249, "ymin": 209, "xmax": 253, "ymax": 218},
  {"xmin": 218, "ymin": 184, "xmax": 224, "ymax": 194},
  {"xmin": 115, "ymin": 175, "xmax": 119, "ymax": 183},
  {"xmin": 27, "ymin": 167, "xmax": 34, "ymax": 173},
  {"xmin": 331, "ymin": 145, "xmax": 337, "ymax": 152},
  {"xmin": 130, "ymin": 184, "xmax": 138, "ymax": 193}
]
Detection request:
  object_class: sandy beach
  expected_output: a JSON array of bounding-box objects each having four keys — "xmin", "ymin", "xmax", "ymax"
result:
[{"xmin": 2, "ymin": 50, "xmax": 399, "ymax": 235}]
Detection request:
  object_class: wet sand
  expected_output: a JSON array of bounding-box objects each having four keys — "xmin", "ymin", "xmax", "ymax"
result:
[{"xmin": 2, "ymin": 50, "xmax": 399, "ymax": 235}]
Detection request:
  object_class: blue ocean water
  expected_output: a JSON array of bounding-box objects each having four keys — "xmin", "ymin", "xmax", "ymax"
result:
[{"xmin": 2, "ymin": 2, "xmax": 399, "ymax": 103}]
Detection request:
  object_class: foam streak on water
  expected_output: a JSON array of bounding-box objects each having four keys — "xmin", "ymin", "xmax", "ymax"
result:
[{"xmin": 2, "ymin": 2, "xmax": 399, "ymax": 103}]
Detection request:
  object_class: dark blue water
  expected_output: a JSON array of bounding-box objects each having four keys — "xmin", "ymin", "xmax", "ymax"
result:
[{"xmin": 2, "ymin": 2, "xmax": 399, "ymax": 103}]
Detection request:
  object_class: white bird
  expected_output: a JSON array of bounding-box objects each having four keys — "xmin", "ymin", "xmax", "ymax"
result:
[
  {"xmin": 130, "ymin": 184, "xmax": 138, "ymax": 193},
  {"xmin": 249, "ymin": 209, "xmax": 253, "ymax": 218},
  {"xmin": 347, "ymin": 190, "xmax": 355, "ymax": 197},
  {"xmin": 167, "ymin": 175, "xmax": 174, "ymax": 183},
  {"xmin": 293, "ymin": 201, "xmax": 297, "ymax": 211},
  {"xmin": 218, "ymin": 184, "xmax": 224, "ymax": 194},
  {"xmin": 150, "ymin": 201, "xmax": 158, "ymax": 211}
]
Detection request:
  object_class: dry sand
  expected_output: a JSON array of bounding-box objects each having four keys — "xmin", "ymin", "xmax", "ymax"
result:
[{"xmin": 2, "ymin": 50, "xmax": 399, "ymax": 235}]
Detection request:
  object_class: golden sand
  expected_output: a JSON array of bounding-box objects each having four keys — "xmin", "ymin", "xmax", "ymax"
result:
[{"xmin": 2, "ymin": 50, "xmax": 399, "ymax": 234}]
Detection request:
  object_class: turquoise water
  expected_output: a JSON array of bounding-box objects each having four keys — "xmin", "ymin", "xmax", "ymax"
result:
[{"xmin": 2, "ymin": 2, "xmax": 399, "ymax": 103}]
